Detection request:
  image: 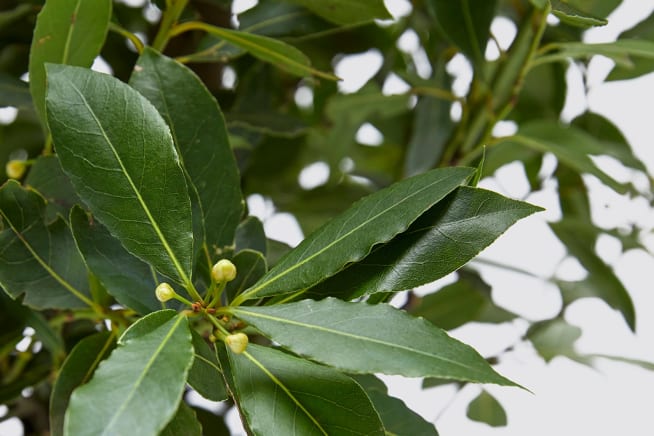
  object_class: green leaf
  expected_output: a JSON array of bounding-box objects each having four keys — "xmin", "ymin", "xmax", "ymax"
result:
[
  {"xmin": 235, "ymin": 216, "xmax": 267, "ymax": 255},
  {"xmin": 428, "ymin": 0, "xmax": 498, "ymax": 69},
  {"xmin": 551, "ymin": 220, "xmax": 635, "ymax": 331},
  {"xmin": 238, "ymin": 2, "xmax": 331, "ymax": 37},
  {"xmin": 466, "ymin": 390, "xmax": 507, "ymax": 427},
  {"xmin": 410, "ymin": 270, "xmax": 516, "ymax": 330},
  {"xmin": 0, "ymin": 180, "xmax": 92, "ymax": 309},
  {"xmin": 534, "ymin": 40, "xmax": 654, "ymax": 69},
  {"xmin": 284, "ymin": 0, "xmax": 391, "ymax": 25},
  {"xmin": 46, "ymin": 64, "xmax": 194, "ymax": 289},
  {"xmin": 234, "ymin": 167, "xmax": 473, "ymax": 302},
  {"xmin": 64, "ymin": 311, "xmax": 194, "ymax": 436},
  {"xmin": 25, "ymin": 155, "xmax": 81, "ymax": 222},
  {"xmin": 510, "ymin": 62, "xmax": 567, "ymax": 124},
  {"xmin": 589, "ymin": 354, "xmax": 654, "ymax": 372},
  {"xmin": 354, "ymin": 375, "xmax": 439, "ymax": 435},
  {"xmin": 551, "ymin": 0, "xmax": 608, "ymax": 27},
  {"xmin": 527, "ymin": 318, "xmax": 591, "ymax": 365},
  {"xmin": 28, "ymin": 0, "xmax": 112, "ymax": 126},
  {"xmin": 224, "ymin": 343, "xmax": 385, "ymax": 435},
  {"xmin": 130, "ymin": 48, "xmax": 243, "ymax": 252},
  {"xmin": 502, "ymin": 121, "xmax": 629, "ymax": 194},
  {"xmin": 50, "ymin": 331, "xmax": 116, "ymax": 436},
  {"xmin": 192, "ymin": 407, "xmax": 230, "ymax": 436},
  {"xmin": 608, "ymin": 11, "xmax": 654, "ymax": 80},
  {"xmin": 181, "ymin": 23, "xmax": 338, "ymax": 80},
  {"xmin": 308, "ymin": 187, "xmax": 541, "ymax": 300},
  {"xmin": 225, "ymin": 250, "xmax": 267, "ymax": 304},
  {"xmin": 70, "ymin": 206, "xmax": 162, "ymax": 315},
  {"xmin": 0, "ymin": 72, "xmax": 32, "ymax": 110},
  {"xmin": 229, "ymin": 298, "xmax": 518, "ymax": 386},
  {"xmin": 160, "ymin": 401, "xmax": 203, "ymax": 436},
  {"xmin": 188, "ymin": 330, "xmax": 228, "ymax": 402}
]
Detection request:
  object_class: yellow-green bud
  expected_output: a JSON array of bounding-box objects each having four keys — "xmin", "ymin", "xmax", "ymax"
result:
[
  {"xmin": 225, "ymin": 332, "xmax": 248, "ymax": 354},
  {"xmin": 6, "ymin": 160, "xmax": 26, "ymax": 179},
  {"xmin": 155, "ymin": 282, "xmax": 176, "ymax": 302},
  {"xmin": 211, "ymin": 259, "xmax": 237, "ymax": 283}
]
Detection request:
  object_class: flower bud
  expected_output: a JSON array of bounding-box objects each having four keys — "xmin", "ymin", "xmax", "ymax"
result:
[
  {"xmin": 225, "ymin": 332, "xmax": 248, "ymax": 354},
  {"xmin": 6, "ymin": 160, "xmax": 26, "ymax": 179},
  {"xmin": 155, "ymin": 282, "xmax": 176, "ymax": 302},
  {"xmin": 211, "ymin": 259, "xmax": 237, "ymax": 283}
]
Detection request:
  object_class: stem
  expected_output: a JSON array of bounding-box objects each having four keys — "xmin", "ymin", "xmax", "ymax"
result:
[
  {"xmin": 109, "ymin": 22, "xmax": 144, "ymax": 54},
  {"xmin": 151, "ymin": 0, "xmax": 189, "ymax": 51}
]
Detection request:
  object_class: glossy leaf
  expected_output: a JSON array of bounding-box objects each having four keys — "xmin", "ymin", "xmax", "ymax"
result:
[
  {"xmin": 551, "ymin": 0, "xmax": 607, "ymax": 27},
  {"xmin": 410, "ymin": 270, "xmax": 516, "ymax": 330},
  {"xmin": 64, "ymin": 311, "xmax": 194, "ymax": 436},
  {"xmin": 28, "ymin": 0, "xmax": 112, "ymax": 126},
  {"xmin": 428, "ymin": 0, "xmax": 498, "ymax": 68},
  {"xmin": 130, "ymin": 48, "xmax": 243, "ymax": 252},
  {"xmin": 502, "ymin": 121, "xmax": 628, "ymax": 194},
  {"xmin": 70, "ymin": 206, "xmax": 162, "ymax": 315},
  {"xmin": 187, "ymin": 330, "xmax": 228, "ymax": 402},
  {"xmin": 50, "ymin": 332, "xmax": 116, "ymax": 436},
  {"xmin": 25, "ymin": 155, "xmax": 81, "ymax": 221},
  {"xmin": 46, "ymin": 64, "xmax": 194, "ymax": 287},
  {"xmin": 0, "ymin": 181, "xmax": 92, "ymax": 309},
  {"xmin": 466, "ymin": 390, "xmax": 507, "ymax": 427},
  {"xmin": 0, "ymin": 72, "xmax": 32, "ymax": 109},
  {"xmin": 235, "ymin": 167, "xmax": 473, "ymax": 302},
  {"xmin": 225, "ymin": 250, "xmax": 267, "ymax": 304},
  {"xmin": 551, "ymin": 220, "xmax": 635, "ymax": 331},
  {"xmin": 225, "ymin": 343, "xmax": 385, "ymax": 435},
  {"xmin": 284, "ymin": 0, "xmax": 391, "ymax": 25},
  {"xmin": 160, "ymin": 401, "xmax": 203, "ymax": 436},
  {"xmin": 308, "ymin": 187, "xmax": 541, "ymax": 300},
  {"xmin": 229, "ymin": 298, "xmax": 518, "ymax": 386}
]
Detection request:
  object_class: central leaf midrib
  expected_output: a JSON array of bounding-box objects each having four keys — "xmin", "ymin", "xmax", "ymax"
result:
[
  {"xmin": 68, "ymin": 81, "xmax": 189, "ymax": 286},
  {"xmin": 233, "ymin": 308, "xmax": 484, "ymax": 375},
  {"xmin": 247, "ymin": 173, "xmax": 462, "ymax": 298}
]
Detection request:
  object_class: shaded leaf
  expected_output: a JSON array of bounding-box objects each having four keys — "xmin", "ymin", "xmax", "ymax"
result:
[
  {"xmin": 225, "ymin": 250, "xmax": 267, "ymax": 304},
  {"xmin": 70, "ymin": 206, "xmax": 162, "ymax": 315},
  {"xmin": 160, "ymin": 401, "xmax": 203, "ymax": 436},
  {"xmin": 224, "ymin": 343, "xmax": 385, "ymax": 435},
  {"xmin": 192, "ymin": 407, "xmax": 230, "ymax": 436},
  {"xmin": 551, "ymin": 220, "xmax": 635, "ymax": 331},
  {"xmin": 284, "ymin": 0, "xmax": 391, "ymax": 25},
  {"xmin": 46, "ymin": 64, "xmax": 194, "ymax": 288},
  {"xmin": 410, "ymin": 270, "xmax": 516, "ymax": 330},
  {"xmin": 466, "ymin": 390, "xmax": 507, "ymax": 427},
  {"xmin": 64, "ymin": 311, "xmax": 194, "ymax": 436},
  {"xmin": 0, "ymin": 72, "xmax": 32, "ymax": 110},
  {"xmin": 308, "ymin": 187, "xmax": 541, "ymax": 300},
  {"xmin": 234, "ymin": 167, "xmax": 473, "ymax": 302},
  {"xmin": 28, "ymin": 0, "xmax": 112, "ymax": 126},
  {"xmin": 535, "ymin": 39, "xmax": 654, "ymax": 69},
  {"xmin": 551, "ymin": 0, "xmax": 608, "ymax": 27},
  {"xmin": 25, "ymin": 155, "xmax": 81, "ymax": 221},
  {"xmin": 235, "ymin": 216, "xmax": 266, "ymax": 255},
  {"xmin": 130, "ymin": 48, "xmax": 243, "ymax": 252},
  {"xmin": 50, "ymin": 332, "xmax": 116, "ymax": 436},
  {"xmin": 0, "ymin": 181, "xmax": 92, "ymax": 309},
  {"xmin": 188, "ymin": 330, "xmax": 228, "ymax": 402},
  {"xmin": 229, "ymin": 298, "xmax": 518, "ymax": 386}
]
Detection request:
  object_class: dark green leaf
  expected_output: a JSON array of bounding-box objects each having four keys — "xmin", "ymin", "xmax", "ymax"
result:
[
  {"xmin": 551, "ymin": 0, "xmax": 608, "ymax": 27},
  {"xmin": 511, "ymin": 62, "xmax": 566, "ymax": 124},
  {"xmin": 70, "ymin": 206, "xmax": 162, "ymax": 314},
  {"xmin": 225, "ymin": 250, "xmax": 267, "ymax": 303},
  {"xmin": 235, "ymin": 216, "xmax": 267, "ymax": 255},
  {"xmin": 0, "ymin": 181, "xmax": 92, "ymax": 309},
  {"xmin": 225, "ymin": 343, "xmax": 385, "ymax": 435},
  {"xmin": 130, "ymin": 48, "xmax": 243, "ymax": 252},
  {"xmin": 25, "ymin": 155, "xmax": 81, "ymax": 221},
  {"xmin": 234, "ymin": 167, "xmax": 473, "ymax": 302},
  {"xmin": 28, "ymin": 0, "xmax": 112, "ymax": 126},
  {"xmin": 160, "ymin": 401, "xmax": 203, "ymax": 436},
  {"xmin": 466, "ymin": 390, "xmax": 507, "ymax": 427},
  {"xmin": 608, "ymin": 10, "xmax": 654, "ymax": 80},
  {"xmin": 551, "ymin": 220, "xmax": 635, "ymax": 330},
  {"xmin": 46, "ymin": 64, "xmax": 194, "ymax": 288},
  {"xmin": 0, "ymin": 72, "xmax": 32, "ymax": 110},
  {"xmin": 188, "ymin": 330, "xmax": 227, "ymax": 402},
  {"xmin": 410, "ymin": 270, "xmax": 516, "ymax": 330},
  {"xmin": 229, "ymin": 298, "xmax": 518, "ymax": 386},
  {"xmin": 192, "ymin": 407, "xmax": 230, "ymax": 436},
  {"xmin": 428, "ymin": 0, "xmax": 498, "ymax": 68},
  {"xmin": 309, "ymin": 187, "xmax": 541, "ymax": 300},
  {"xmin": 50, "ymin": 331, "xmax": 116, "ymax": 436},
  {"xmin": 284, "ymin": 0, "xmax": 391, "ymax": 25},
  {"xmin": 238, "ymin": 2, "xmax": 331, "ymax": 37},
  {"xmin": 64, "ymin": 311, "xmax": 194, "ymax": 436}
]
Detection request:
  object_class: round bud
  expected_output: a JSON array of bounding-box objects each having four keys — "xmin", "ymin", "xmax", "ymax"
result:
[
  {"xmin": 225, "ymin": 332, "xmax": 248, "ymax": 354},
  {"xmin": 155, "ymin": 282, "xmax": 176, "ymax": 302},
  {"xmin": 6, "ymin": 160, "xmax": 26, "ymax": 179},
  {"xmin": 211, "ymin": 259, "xmax": 237, "ymax": 283}
]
